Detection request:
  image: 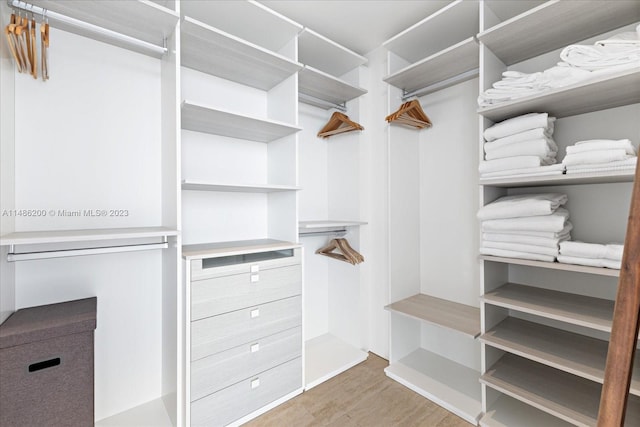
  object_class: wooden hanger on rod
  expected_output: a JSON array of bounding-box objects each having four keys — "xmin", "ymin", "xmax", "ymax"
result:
[
  {"xmin": 316, "ymin": 238, "xmax": 364, "ymax": 265},
  {"xmin": 317, "ymin": 111, "xmax": 364, "ymax": 139},
  {"xmin": 5, "ymin": 6, "xmax": 48, "ymax": 80},
  {"xmin": 386, "ymin": 99, "xmax": 432, "ymax": 129}
]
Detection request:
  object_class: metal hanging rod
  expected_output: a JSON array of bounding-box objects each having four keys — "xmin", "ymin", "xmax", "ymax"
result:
[
  {"xmin": 299, "ymin": 229, "xmax": 348, "ymax": 238},
  {"xmin": 401, "ymin": 68, "xmax": 479, "ymax": 101},
  {"xmin": 299, "ymin": 93, "xmax": 347, "ymax": 112},
  {"xmin": 7, "ymin": 240, "xmax": 168, "ymax": 262},
  {"xmin": 8, "ymin": 0, "xmax": 167, "ymax": 57}
]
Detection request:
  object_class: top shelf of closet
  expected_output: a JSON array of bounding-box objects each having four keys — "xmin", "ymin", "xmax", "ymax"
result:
[
  {"xmin": 298, "ymin": 28, "xmax": 367, "ymax": 77},
  {"xmin": 385, "ymin": 294, "xmax": 481, "ymax": 338},
  {"xmin": 298, "ymin": 67, "xmax": 367, "ymax": 107},
  {"xmin": 0, "ymin": 227, "xmax": 178, "ymax": 246},
  {"xmin": 181, "ymin": 16, "xmax": 302, "ymax": 91},
  {"xmin": 479, "ymin": 0, "xmax": 640, "ymax": 65},
  {"xmin": 478, "ymin": 67, "xmax": 640, "ymax": 122}
]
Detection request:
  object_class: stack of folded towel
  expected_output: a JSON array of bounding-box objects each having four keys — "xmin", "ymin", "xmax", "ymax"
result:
[
  {"xmin": 478, "ymin": 193, "xmax": 571, "ymax": 262},
  {"xmin": 480, "ymin": 113, "xmax": 564, "ymax": 179},
  {"xmin": 558, "ymin": 241, "xmax": 624, "ymax": 269},
  {"xmin": 562, "ymin": 139, "xmax": 638, "ymax": 174}
]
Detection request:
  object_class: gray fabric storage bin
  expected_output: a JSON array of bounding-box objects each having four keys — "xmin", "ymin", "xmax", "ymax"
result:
[{"xmin": 0, "ymin": 297, "xmax": 97, "ymax": 427}]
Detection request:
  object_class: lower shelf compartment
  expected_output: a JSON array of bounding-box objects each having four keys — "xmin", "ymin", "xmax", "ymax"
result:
[
  {"xmin": 95, "ymin": 398, "xmax": 172, "ymax": 427},
  {"xmin": 305, "ymin": 333, "xmax": 368, "ymax": 390},
  {"xmin": 385, "ymin": 348, "xmax": 482, "ymax": 425},
  {"xmin": 481, "ymin": 395, "xmax": 572, "ymax": 427}
]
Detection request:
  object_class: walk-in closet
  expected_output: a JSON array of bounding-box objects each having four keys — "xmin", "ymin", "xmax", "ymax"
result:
[{"xmin": 1, "ymin": 1, "xmax": 639, "ymax": 426}]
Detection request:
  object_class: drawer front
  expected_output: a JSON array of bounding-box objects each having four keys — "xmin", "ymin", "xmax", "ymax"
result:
[
  {"xmin": 191, "ymin": 357, "xmax": 302, "ymax": 427},
  {"xmin": 191, "ymin": 248, "xmax": 301, "ymax": 281},
  {"xmin": 191, "ymin": 326, "xmax": 301, "ymax": 401},
  {"xmin": 191, "ymin": 264, "xmax": 301, "ymax": 321},
  {"xmin": 191, "ymin": 296, "xmax": 301, "ymax": 361}
]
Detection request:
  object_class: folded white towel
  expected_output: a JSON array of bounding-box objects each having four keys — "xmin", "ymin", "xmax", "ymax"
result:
[
  {"xmin": 483, "ymin": 232, "xmax": 569, "ymax": 248},
  {"xmin": 482, "ymin": 240, "xmax": 559, "ymax": 256},
  {"xmin": 562, "ymin": 149, "xmax": 632, "ymax": 166},
  {"xmin": 480, "ymin": 247, "xmax": 556, "ymax": 263},
  {"xmin": 557, "ymin": 255, "xmax": 621, "ymax": 269},
  {"xmin": 485, "ymin": 139, "xmax": 557, "ymax": 160},
  {"xmin": 479, "ymin": 156, "xmax": 556, "ymax": 174},
  {"xmin": 560, "ymin": 241, "xmax": 607, "ymax": 259},
  {"xmin": 484, "ymin": 222, "xmax": 573, "ymax": 239},
  {"xmin": 565, "ymin": 157, "xmax": 637, "ymax": 174},
  {"xmin": 480, "ymin": 164, "xmax": 566, "ymax": 179},
  {"xmin": 606, "ymin": 244, "xmax": 624, "ymax": 261},
  {"xmin": 478, "ymin": 87, "xmax": 547, "ymax": 106},
  {"xmin": 539, "ymin": 65, "xmax": 593, "ymax": 88},
  {"xmin": 478, "ymin": 193, "xmax": 568, "ymax": 220},
  {"xmin": 566, "ymin": 139, "xmax": 636, "ymax": 155},
  {"xmin": 484, "ymin": 113, "xmax": 555, "ymax": 142},
  {"xmin": 485, "ymin": 131, "xmax": 557, "ymax": 152},
  {"xmin": 596, "ymin": 30, "xmax": 640, "ymax": 47},
  {"xmin": 482, "ymin": 208, "xmax": 569, "ymax": 233},
  {"xmin": 560, "ymin": 43, "xmax": 640, "ymax": 71}
]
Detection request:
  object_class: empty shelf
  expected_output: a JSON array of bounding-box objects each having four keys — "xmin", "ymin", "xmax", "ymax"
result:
[
  {"xmin": 481, "ymin": 317, "xmax": 640, "ymax": 396},
  {"xmin": 482, "ymin": 283, "xmax": 614, "ymax": 332},
  {"xmin": 481, "ymin": 394, "xmax": 572, "ymax": 427},
  {"xmin": 385, "ymin": 294, "xmax": 480, "ymax": 338},
  {"xmin": 96, "ymin": 397, "xmax": 172, "ymax": 427},
  {"xmin": 386, "ymin": 348, "xmax": 482, "ymax": 425},
  {"xmin": 0, "ymin": 227, "xmax": 178, "ymax": 246},
  {"xmin": 480, "ymin": 255, "xmax": 620, "ymax": 277},
  {"xmin": 478, "ymin": 0, "xmax": 640, "ymax": 65},
  {"xmin": 181, "ymin": 16, "xmax": 302, "ymax": 91},
  {"xmin": 298, "ymin": 28, "xmax": 367, "ymax": 77},
  {"xmin": 480, "ymin": 169, "xmax": 635, "ymax": 187},
  {"xmin": 305, "ymin": 334, "xmax": 368, "ymax": 390},
  {"xmin": 182, "ymin": 239, "xmax": 299, "ymax": 260},
  {"xmin": 298, "ymin": 66, "xmax": 367, "ymax": 107},
  {"xmin": 181, "ymin": 101, "xmax": 301, "ymax": 142},
  {"xmin": 181, "ymin": 181, "xmax": 300, "ymax": 193},
  {"xmin": 478, "ymin": 67, "xmax": 640, "ymax": 122}
]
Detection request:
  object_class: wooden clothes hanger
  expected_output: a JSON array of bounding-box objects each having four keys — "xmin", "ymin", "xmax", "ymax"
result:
[
  {"xmin": 317, "ymin": 111, "xmax": 364, "ymax": 139},
  {"xmin": 386, "ymin": 99, "xmax": 432, "ymax": 129},
  {"xmin": 316, "ymin": 238, "xmax": 364, "ymax": 265}
]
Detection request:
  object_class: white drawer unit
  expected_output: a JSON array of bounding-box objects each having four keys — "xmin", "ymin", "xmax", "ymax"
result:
[{"xmin": 190, "ymin": 248, "xmax": 301, "ymax": 281}]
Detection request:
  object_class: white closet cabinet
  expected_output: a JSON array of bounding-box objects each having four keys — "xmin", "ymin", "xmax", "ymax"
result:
[
  {"xmin": 478, "ymin": 1, "xmax": 640, "ymax": 425},
  {"xmin": 296, "ymin": 28, "xmax": 370, "ymax": 389},
  {"xmin": 0, "ymin": 0, "xmax": 181, "ymax": 425},
  {"xmin": 383, "ymin": 1, "xmax": 483, "ymax": 424}
]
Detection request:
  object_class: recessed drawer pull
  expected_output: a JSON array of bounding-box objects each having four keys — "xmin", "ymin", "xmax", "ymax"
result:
[
  {"xmin": 250, "ymin": 265, "xmax": 259, "ymax": 273},
  {"xmin": 250, "ymin": 308, "xmax": 260, "ymax": 319},
  {"xmin": 250, "ymin": 343, "xmax": 260, "ymax": 353},
  {"xmin": 251, "ymin": 378, "xmax": 260, "ymax": 389},
  {"xmin": 250, "ymin": 274, "xmax": 259, "ymax": 283}
]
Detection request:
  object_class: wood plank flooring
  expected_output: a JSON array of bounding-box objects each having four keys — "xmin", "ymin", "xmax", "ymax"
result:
[{"xmin": 246, "ymin": 353, "xmax": 474, "ymax": 427}]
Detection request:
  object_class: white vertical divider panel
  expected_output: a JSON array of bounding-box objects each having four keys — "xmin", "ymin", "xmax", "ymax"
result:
[{"xmin": 0, "ymin": 2, "xmax": 16, "ymax": 324}]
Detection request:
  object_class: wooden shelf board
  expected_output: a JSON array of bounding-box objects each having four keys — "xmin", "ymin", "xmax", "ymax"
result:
[
  {"xmin": 482, "ymin": 283, "xmax": 614, "ymax": 332},
  {"xmin": 483, "ymin": 1, "xmax": 546, "ymax": 24},
  {"xmin": 481, "ymin": 354, "xmax": 640, "ymax": 426},
  {"xmin": 386, "ymin": 294, "xmax": 481, "ymax": 338},
  {"xmin": 480, "ymin": 169, "xmax": 635, "ymax": 187},
  {"xmin": 478, "ymin": 67, "xmax": 640, "ymax": 122},
  {"xmin": 181, "ymin": 0, "xmax": 302, "ymax": 54},
  {"xmin": 181, "ymin": 100, "xmax": 300, "ymax": 142},
  {"xmin": 298, "ymin": 66, "xmax": 367, "ymax": 107},
  {"xmin": 181, "ymin": 181, "xmax": 300, "ymax": 193},
  {"xmin": 480, "ymin": 394, "xmax": 572, "ymax": 427},
  {"xmin": 182, "ymin": 239, "xmax": 299, "ymax": 260},
  {"xmin": 0, "ymin": 227, "xmax": 178, "ymax": 246},
  {"xmin": 478, "ymin": 0, "xmax": 640, "ymax": 65},
  {"xmin": 181, "ymin": 16, "xmax": 302, "ymax": 91},
  {"xmin": 298, "ymin": 28, "xmax": 367, "ymax": 77},
  {"xmin": 299, "ymin": 220, "xmax": 367, "ymax": 229},
  {"xmin": 96, "ymin": 397, "xmax": 172, "ymax": 427},
  {"xmin": 383, "ymin": 0, "xmax": 479, "ymax": 64},
  {"xmin": 305, "ymin": 333, "xmax": 368, "ymax": 390},
  {"xmin": 480, "ymin": 255, "xmax": 620, "ymax": 277},
  {"xmin": 384, "ymin": 37, "xmax": 479, "ymax": 93},
  {"xmin": 481, "ymin": 317, "xmax": 640, "ymax": 396},
  {"xmin": 386, "ymin": 348, "xmax": 482, "ymax": 425}
]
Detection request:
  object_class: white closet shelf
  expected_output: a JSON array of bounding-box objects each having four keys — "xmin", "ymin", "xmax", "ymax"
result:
[
  {"xmin": 482, "ymin": 283, "xmax": 615, "ymax": 333},
  {"xmin": 480, "ymin": 169, "xmax": 636, "ymax": 187},
  {"xmin": 299, "ymin": 220, "xmax": 367, "ymax": 229},
  {"xmin": 478, "ymin": 0, "xmax": 640, "ymax": 66},
  {"xmin": 481, "ymin": 317, "xmax": 640, "ymax": 396},
  {"xmin": 383, "ymin": 0, "xmax": 479, "ymax": 64},
  {"xmin": 480, "ymin": 395, "xmax": 572, "ymax": 427},
  {"xmin": 384, "ymin": 37, "xmax": 479, "ymax": 94},
  {"xmin": 305, "ymin": 333, "xmax": 368, "ymax": 390},
  {"xmin": 385, "ymin": 349, "xmax": 482, "ymax": 425},
  {"xmin": 181, "ymin": 101, "xmax": 301, "ymax": 142},
  {"xmin": 298, "ymin": 28, "xmax": 367, "ymax": 78},
  {"xmin": 95, "ymin": 397, "xmax": 172, "ymax": 427},
  {"xmin": 182, "ymin": 239, "xmax": 299, "ymax": 260},
  {"xmin": 0, "ymin": 226, "xmax": 178, "ymax": 246},
  {"xmin": 298, "ymin": 66, "xmax": 367, "ymax": 107},
  {"xmin": 478, "ymin": 67, "xmax": 640, "ymax": 122},
  {"xmin": 181, "ymin": 181, "xmax": 300, "ymax": 193},
  {"xmin": 181, "ymin": 16, "xmax": 302, "ymax": 91},
  {"xmin": 385, "ymin": 294, "xmax": 480, "ymax": 338},
  {"xmin": 25, "ymin": 0, "xmax": 178, "ymax": 48},
  {"xmin": 480, "ymin": 255, "xmax": 620, "ymax": 277},
  {"xmin": 480, "ymin": 354, "xmax": 640, "ymax": 426},
  {"xmin": 181, "ymin": 0, "xmax": 301, "ymax": 54}
]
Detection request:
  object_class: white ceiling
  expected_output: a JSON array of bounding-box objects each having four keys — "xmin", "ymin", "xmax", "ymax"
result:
[{"xmin": 260, "ymin": 0, "xmax": 454, "ymax": 56}]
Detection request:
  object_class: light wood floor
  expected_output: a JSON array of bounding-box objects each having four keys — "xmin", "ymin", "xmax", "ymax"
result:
[{"xmin": 245, "ymin": 353, "xmax": 474, "ymax": 427}]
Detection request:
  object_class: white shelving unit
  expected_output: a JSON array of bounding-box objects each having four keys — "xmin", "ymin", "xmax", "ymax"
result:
[
  {"xmin": 181, "ymin": 181, "xmax": 300, "ymax": 193},
  {"xmin": 305, "ymin": 333, "xmax": 368, "ymax": 390},
  {"xmin": 298, "ymin": 66, "xmax": 367, "ymax": 108},
  {"xmin": 0, "ymin": 227, "xmax": 178, "ymax": 246},
  {"xmin": 478, "ymin": 1, "xmax": 640, "ymax": 424}
]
